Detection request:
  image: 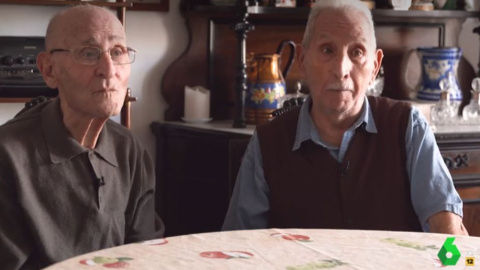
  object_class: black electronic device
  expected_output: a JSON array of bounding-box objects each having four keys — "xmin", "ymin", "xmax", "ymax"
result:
[{"xmin": 0, "ymin": 36, "xmax": 58, "ymax": 97}]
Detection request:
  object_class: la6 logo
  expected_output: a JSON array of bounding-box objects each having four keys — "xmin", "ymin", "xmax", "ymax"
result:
[{"xmin": 438, "ymin": 237, "xmax": 461, "ymax": 266}]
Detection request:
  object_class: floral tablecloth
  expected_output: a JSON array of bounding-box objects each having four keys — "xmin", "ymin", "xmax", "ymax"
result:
[{"xmin": 44, "ymin": 228, "xmax": 480, "ymax": 270}]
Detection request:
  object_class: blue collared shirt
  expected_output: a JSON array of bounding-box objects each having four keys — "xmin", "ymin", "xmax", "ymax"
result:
[{"xmin": 223, "ymin": 96, "xmax": 463, "ymax": 231}]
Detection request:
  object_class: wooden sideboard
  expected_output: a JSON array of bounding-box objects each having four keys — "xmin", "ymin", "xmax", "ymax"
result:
[
  {"xmin": 151, "ymin": 122, "xmax": 251, "ymax": 236},
  {"xmin": 151, "ymin": 121, "xmax": 480, "ymax": 236}
]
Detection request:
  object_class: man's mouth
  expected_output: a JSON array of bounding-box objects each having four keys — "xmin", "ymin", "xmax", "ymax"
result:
[{"xmin": 325, "ymin": 82, "xmax": 354, "ymax": 92}]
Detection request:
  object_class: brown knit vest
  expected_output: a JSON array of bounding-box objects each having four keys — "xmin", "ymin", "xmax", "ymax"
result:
[{"xmin": 257, "ymin": 96, "xmax": 422, "ymax": 232}]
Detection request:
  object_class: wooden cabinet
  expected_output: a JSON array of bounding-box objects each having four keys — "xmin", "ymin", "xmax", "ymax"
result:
[{"xmin": 151, "ymin": 122, "xmax": 250, "ymax": 236}]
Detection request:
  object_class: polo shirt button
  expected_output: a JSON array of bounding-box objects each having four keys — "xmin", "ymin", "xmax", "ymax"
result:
[
  {"xmin": 89, "ymin": 151, "xmax": 94, "ymax": 159},
  {"xmin": 347, "ymin": 219, "xmax": 354, "ymax": 225}
]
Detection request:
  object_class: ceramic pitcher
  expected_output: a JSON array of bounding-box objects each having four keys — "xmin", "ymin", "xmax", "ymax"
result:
[
  {"xmin": 416, "ymin": 47, "xmax": 462, "ymax": 101},
  {"xmin": 245, "ymin": 40, "xmax": 295, "ymax": 125}
]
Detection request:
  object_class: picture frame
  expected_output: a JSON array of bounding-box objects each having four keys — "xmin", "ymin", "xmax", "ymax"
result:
[{"xmin": 127, "ymin": 0, "xmax": 169, "ymax": 11}]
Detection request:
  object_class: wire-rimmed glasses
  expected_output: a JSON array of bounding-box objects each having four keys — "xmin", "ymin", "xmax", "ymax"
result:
[{"xmin": 50, "ymin": 46, "xmax": 137, "ymax": 65}]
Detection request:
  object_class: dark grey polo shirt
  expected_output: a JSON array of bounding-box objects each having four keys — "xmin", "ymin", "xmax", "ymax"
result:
[{"xmin": 0, "ymin": 99, "xmax": 164, "ymax": 269}]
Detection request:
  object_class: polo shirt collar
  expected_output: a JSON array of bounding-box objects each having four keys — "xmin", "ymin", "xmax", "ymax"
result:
[{"xmin": 41, "ymin": 99, "xmax": 118, "ymax": 167}]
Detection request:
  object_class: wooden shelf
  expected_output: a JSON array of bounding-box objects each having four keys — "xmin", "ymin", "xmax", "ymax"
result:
[
  {"xmin": 189, "ymin": 5, "xmax": 480, "ymax": 18},
  {"xmin": 0, "ymin": 97, "xmax": 32, "ymax": 103},
  {"xmin": 0, "ymin": 0, "xmax": 171, "ymax": 11},
  {"xmin": 129, "ymin": 1, "xmax": 169, "ymax": 12},
  {"xmin": 0, "ymin": 0, "xmax": 132, "ymax": 8},
  {"xmin": 372, "ymin": 9, "xmax": 480, "ymax": 18}
]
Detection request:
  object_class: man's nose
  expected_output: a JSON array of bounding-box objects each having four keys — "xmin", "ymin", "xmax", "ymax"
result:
[
  {"xmin": 95, "ymin": 51, "xmax": 115, "ymax": 78},
  {"xmin": 332, "ymin": 51, "xmax": 351, "ymax": 80}
]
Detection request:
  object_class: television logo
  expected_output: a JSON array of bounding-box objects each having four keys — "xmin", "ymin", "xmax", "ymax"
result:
[{"xmin": 438, "ymin": 237, "xmax": 461, "ymax": 266}]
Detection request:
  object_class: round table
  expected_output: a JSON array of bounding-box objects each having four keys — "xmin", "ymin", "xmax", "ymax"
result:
[{"xmin": 44, "ymin": 228, "xmax": 480, "ymax": 269}]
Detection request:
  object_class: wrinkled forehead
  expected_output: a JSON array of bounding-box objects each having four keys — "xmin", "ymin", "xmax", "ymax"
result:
[
  {"xmin": 315, "ymin": 8, "xmax": 375, "ymax": 47},
  {"xmin": 69, "ymin": 22, "xmax": 126, "ymax": 46}
]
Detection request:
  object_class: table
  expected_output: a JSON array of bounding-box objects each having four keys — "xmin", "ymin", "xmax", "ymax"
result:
[{"xmin": 44, "ymin": 228, "xmax": 480, "ymax": 269}]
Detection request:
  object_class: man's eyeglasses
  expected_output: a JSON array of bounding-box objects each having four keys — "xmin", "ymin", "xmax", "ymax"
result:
[{"xmin": 50, "ymin": 46, "xmax": 137, "ymax": 65}]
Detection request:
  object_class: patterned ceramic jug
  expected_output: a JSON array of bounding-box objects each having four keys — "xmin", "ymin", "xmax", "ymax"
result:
[
  {"xmin": 245, "ymin": 40, "xmax": 295, "ymax": 125},
  {"xmin": 416, "ymin": 47, "xmax": 462, "ymax": 101}
]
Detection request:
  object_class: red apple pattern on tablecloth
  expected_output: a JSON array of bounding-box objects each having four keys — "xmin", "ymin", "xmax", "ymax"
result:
[
  {"xmin": 79, "ymin": 257, "xmax": 133, "ymax": 268},
  {"xmin": 432, "ymin": 258, "xmax": 448, "ymax": 268},
  {"xmin": 140, "ymin": 238, "xmax": 168, "ymax": 246},
  {"xmin": 270, "ymin": 233, "xmax": 311, "ymax": 242},
  {"xmin": 200, "ymin": 251, "xmax": 254, "ymax": 259}
]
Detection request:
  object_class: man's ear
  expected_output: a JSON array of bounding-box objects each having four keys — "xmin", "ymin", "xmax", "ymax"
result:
[
  {"xmin": 36, "ymin": 52, "xmax": 59, "ymax": 89},
  {"xmin": 372, "ymin": 48, "xmax": 384, "ymax": 82}
]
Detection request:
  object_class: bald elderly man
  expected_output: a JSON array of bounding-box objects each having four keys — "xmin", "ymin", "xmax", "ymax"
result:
[{"xmin": 0, "ymin": 5, "xmax": 164, "ymax": 269}]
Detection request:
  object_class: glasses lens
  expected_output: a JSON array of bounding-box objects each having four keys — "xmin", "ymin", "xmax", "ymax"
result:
[
  {"xmin": 74, "ymin": 47, "xmax": 102, "ymax": 65},
  {"xmin": 110, "ymin": 47, "xmax": 129, "ymax": 64},
  {"xmin": 126, "ymin": 48, "xmax": 136, "ymax": 64}
]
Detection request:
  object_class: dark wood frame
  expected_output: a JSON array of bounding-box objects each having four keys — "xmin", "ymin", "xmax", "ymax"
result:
[
  {"xmin": 0, "ymin": 0, "xmax": 168, "ymax": 12},
  {"xmin": 128, "ymin": 0, "xmax": 169, "ymax": 12}
]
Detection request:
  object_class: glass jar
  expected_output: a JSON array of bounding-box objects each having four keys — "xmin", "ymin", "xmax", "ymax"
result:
[
  {"xmin": 462, "ymin": 78, "xmax": 480, "ymax": 124},
  {"xmin": 431, "ymin": 91, "xmax": 457, "ymax": 126},
  {"xmin": 390, "ymin": 0, "xmax": 412, "ymax": 10},
  {"xmin": 462, "ymin": 91, "xmax": 480, "ymax": 124}
]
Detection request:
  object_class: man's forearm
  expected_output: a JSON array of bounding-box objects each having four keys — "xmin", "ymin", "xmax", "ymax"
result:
[{"xmin": 428, "ymin": 211, "xmax": 469, "ymax": 235}]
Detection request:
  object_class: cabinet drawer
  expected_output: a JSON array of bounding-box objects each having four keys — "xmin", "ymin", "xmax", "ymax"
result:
[
  {"xmin": 440, "ymin": 149, "xmax": 480, "ymax": 177},
  {"xmin": 436, "ymin": 133, "xmax": 480, "ymax": 186}
]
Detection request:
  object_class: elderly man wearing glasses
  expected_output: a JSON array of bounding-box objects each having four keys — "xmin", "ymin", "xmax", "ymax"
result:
[{"xmin": 0, "ymin": 5, "xmax": 164, "ymax": 269}]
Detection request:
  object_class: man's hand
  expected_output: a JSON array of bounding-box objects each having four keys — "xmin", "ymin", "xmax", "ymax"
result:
[{"xmin": 428, "ymin": 211, "xmax": 468, "ymax": 235}]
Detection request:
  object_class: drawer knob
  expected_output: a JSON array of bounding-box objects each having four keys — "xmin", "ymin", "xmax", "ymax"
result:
[{"xmin": 443, "ymin": 154, "xmax": 469, "ymax": 170}]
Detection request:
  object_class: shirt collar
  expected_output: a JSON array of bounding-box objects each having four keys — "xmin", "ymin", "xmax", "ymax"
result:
[
  {"xmin": 42, "ymin": 99, "xmax": 118, "ymax": 167},
  {"xmin": 292, "ymin": 95, "xmax": 378, "ymax": 151}
]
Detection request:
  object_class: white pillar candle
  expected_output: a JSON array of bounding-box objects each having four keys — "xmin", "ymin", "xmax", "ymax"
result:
[{"xmin": 184, "ymin": 85, "xmax": 210, "ymax": 120}]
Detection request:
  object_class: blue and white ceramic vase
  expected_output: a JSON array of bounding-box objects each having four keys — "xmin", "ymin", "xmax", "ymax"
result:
[{"xmin": 416, "ymin": 47, "xmax": 462, "ymax": 101}]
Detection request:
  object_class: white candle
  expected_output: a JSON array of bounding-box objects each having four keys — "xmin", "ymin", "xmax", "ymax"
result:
[{"xmin": 184, "ymin": 85, "xmax": 210, "ymax": 120}]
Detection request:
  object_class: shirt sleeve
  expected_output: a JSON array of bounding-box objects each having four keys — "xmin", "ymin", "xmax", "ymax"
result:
[
  {"xmin": 406, "ymin": 106, "xmax": 463, "ymax": 231},
  {"xmin": 222, "ymin": 131, "xmax": 270, "ymax": 230},
  {"xmin": 124, "ymin": 148, "xmax": 165, "ymax": 243}
]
